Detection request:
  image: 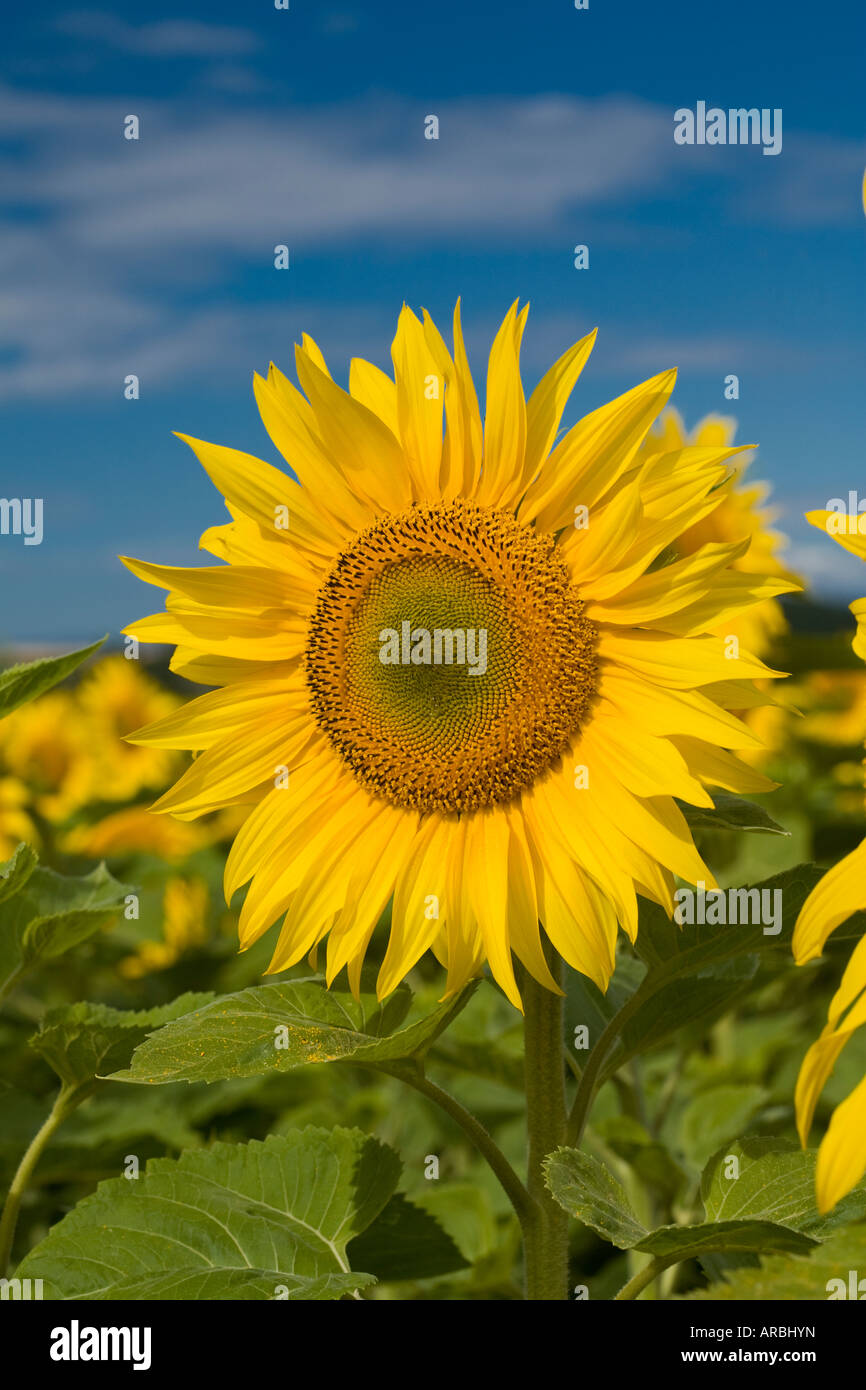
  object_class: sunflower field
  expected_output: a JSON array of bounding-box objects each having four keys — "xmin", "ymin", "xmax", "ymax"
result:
[{"xmin": 2, "ymin": 306, "xmax": 866, "ymax": 1316}]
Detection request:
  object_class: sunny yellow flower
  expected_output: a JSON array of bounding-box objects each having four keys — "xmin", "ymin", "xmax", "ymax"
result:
[
  {"xmin": 123, "ymin": 302, "xmax": 796, "ymax": 1008},
  {"xmin": 793, "ymin": 511, "xmax": 866, "ymax": 1211},
  {"xmin": 641, "ymin": 409, "xmax": 798, "ymax": 660},
  {"xmin": 0, "ymin": 692, "xmax": 94, "ymax": 821},
  {"xmin": 61, "ymin": 805, "xmax": 209, "ymax": 861},
  {"xmin": 796, "ymin": 669, "xmax": 866, "ymax": 747},
  {"xmin": 75, "ymin": 657, "xmax": 182, "ymax": 803},
  {"xmin": 0, "ymin": 657, "xmax": 184, "ymax": 828},
  {"xmin": 119, "ymin": 874, "xmax": 209, "ymax": 978},
  {"xmin": 0, "ymin": 776, "xmax": 39, "ymax": 859}
]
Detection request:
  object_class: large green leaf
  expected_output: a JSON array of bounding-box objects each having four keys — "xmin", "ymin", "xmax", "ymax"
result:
[
  {"xmin": 602, "ymin": 957, "xmax": 760, "ymax": 1081},
  {"xmin": 347, "ymin": 1192, "xmax": 467, "ymax": 1281},
  {"xmin": 0, "ymin": 637, "xmax": 106, "ymax": 722},
  {"xmin": 80, "ymin": 1270, "xmax": 375, "ymax": 1301},
  {"xmin": 701, "ymin": 1137, "xmax": 866, "ymax": 1236},
  {"xmin": 112, "ymin": 978, "xmax": 477, "ymax": 1085},
  {"xmin": 30, "ymin": 994, "xmax": 215, "ymax": 1092},
  {"xmin": 413, "ymin": 1183, "xmax": 499, "ymax": 1264},
  {"xmin": 635, "ymin": 1221, "xmax": 814, "ymax": 1261},
  {"xmin": 688, "ymin": 1220, "xmax": 866, "ymax": 1300},
  {"xmin": 565, "ymin": 954, "xmax": 646, "ymax": 1055},
  {"xmin": 678, "ymin": 792, "xmax": 789, "ymax": 836},
  {"xmin": 15, "ymin": 1127, "xmax": 398, "ymax": 1298},
  {"xmin": 635, "ymin": 864, "xmax": 863, "ymax": 974},
  {"xmin": 571, "ymin": 865, "xmax": 866, "ymax": 1100}
]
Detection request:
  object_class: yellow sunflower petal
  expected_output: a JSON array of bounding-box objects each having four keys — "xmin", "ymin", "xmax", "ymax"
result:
[
  {"xmin": 792, "ymin": 837, "xmax": 866, "ymax": 964},
  {"xmin": 815, "ymin": 1073, "xmax": 866, "ymax": 1214},
  {"xmin": 391, "ymin": 305, "xmax": 444, "ymax": 499}
]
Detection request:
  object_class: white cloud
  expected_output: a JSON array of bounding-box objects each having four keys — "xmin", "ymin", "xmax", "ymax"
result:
[
  {"xmin": 0, "ymin": 83, "xmax": 860, "ymax": 398},
  {"xmin": 54, "ymin": 12, "xmax": 261, "ymax": 58},
  {"xmin": 785, "ymin": 540, "xmax": 865, "ymax": 599}
]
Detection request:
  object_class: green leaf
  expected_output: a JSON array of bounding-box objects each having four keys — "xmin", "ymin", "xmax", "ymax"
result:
[
  {"xmin": 592, "ymin": 865, "xmax": 866, "ymax": 1083},
  {"xmin": 430, "ymin": 1036, "xmax": 524, "ymax": 1091},
  {"xmin": 413, "ymin": 1183, "xmax": 499, "ymax": 1264},
  {"xmin": 347, "ymin": 1192, "xmax": 467, "ymax": 1281},
  {"xmin": 566, "ymin": 953, "xmax": 646, "ymax": 1055},
  {"xmin": 112, "ymin": 978, "xmax": 477, "ymax": 1085},
  {"xmin": 544, "ymin": 1147, "xmax": 647, "ymax": 1248},
  {"xmin": 635, "ymin": 1219, "xmax": 815, "ymax": 1261},
  {"xmin": 594, "ymin": 1116, "xmax": 688, "ymax": 1203},
  {"xmin": 0, "ymin": 843, "xmax": 37, "ymax": 906},
  {"xmin": 603, "ymin": 956, "xmax": 760, "ymax": 1079},
  {"xmin": 688, "ymin": 1220, "xmax": 866, "ymax": 1300},
  {"xmin": 80, "ymin": 1270, "xmax": 375, "ymax": 1301},
  {"xmin": 15, "ymin": 1127, "xmax": 398, "ymax": 1299},
  {"xmin": 20, "ymin": 862, "xmax": 133, "ymax": 963},
  {"xmin": 635, "ymin": 865, "xmax": 860, "ymax": 975},
  {"xmin": 678, "ymin": 792, "xmax": 789, "ymax": 836},
  {"xmin": 0, "ymin": 861, "xmax": 133, "ymax": 1001},
  {"xmin": 30, "ymin": 994, "xmax": 215, "ymax": 1092},
  {"xmin": 678, "ymin": 1084, "xmax": 768, "ymax": 1168},
  {"xmin": 0, "ymin": 863, "xmax": 134, "ymax": 994},
  {"xmin": 701, "ymin": 1136, "xmax": 866, "ymax": 1236},
  {"xmin": 0, "ymin": 637, "xmax": 106, "ymax": 722},
  {"xmin": 546, "ymin": 1148, "xmax": 814, "ymax": 1277}
]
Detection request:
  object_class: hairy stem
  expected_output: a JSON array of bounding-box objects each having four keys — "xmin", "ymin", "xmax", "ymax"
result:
[
  {"xmin": 0, "ymin": 1084, "xmax": 83, "ymax": 1276},
  {"xmin": 383, "ymin": 1062, "xmax": 537, "ymax": 1226},
  {"xmin": 614, "ymin": 1254, "xmax": 669, "ymax": 1301},
  {"xmin": 520, "ymin": 955, "xmax": 570, "ymax": 1300}
]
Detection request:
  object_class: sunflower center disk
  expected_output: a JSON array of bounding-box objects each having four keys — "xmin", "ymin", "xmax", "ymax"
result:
[{"xmin": 305, "ymin": 501, "xmax": 599, "ymax": 813}]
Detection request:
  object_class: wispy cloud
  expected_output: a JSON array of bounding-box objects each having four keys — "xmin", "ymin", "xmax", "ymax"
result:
[
  {"xmin": 54, "ymin": 11, "xmax": 261, "ymax": 59},
  {"xmin": 785, "ymin": 539, "xmax": 865, "ymax": 599},
  {"xmin": 0, "ymin": 82, "xmax": 861, "ymax": 398}
]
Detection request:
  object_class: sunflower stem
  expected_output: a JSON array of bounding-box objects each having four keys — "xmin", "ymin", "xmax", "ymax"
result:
[
  {"xmin": 614, "ymin": 1254, "xmax": 669, "ymax": 1301},
  {"xmin": 519, "ymin": 956, "xmax": 570, "ymax": 1301},
  {"xmin": 0, "ymin": 1083, "xmax": 82, "ymax": 1276},
  {"xmin": 380, "ymin": 1062, "xmax": 536, "ymax": 1226},
  {"xmin": 565, "ymin": 980, "xmax": 660, "ymax": 1148}
]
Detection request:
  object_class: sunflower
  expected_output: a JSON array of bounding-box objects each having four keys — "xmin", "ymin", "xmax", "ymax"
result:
[
  {"xmin": 75, "ymin": 656, "xmax": 181, "ymax": 803},
  {"xmin": 119, "ymin": 874, "xmax": 210, "ymax": 979},
  {"xmin": 61, "ymin": 805, "xmax": 208, "ymax": 861},
  {"xmin": 0, "ymin": 657, "xmax": 181, "ymax": 829},
  {"xmin": 640, "ymin": 409, "xmax": 798, "ymax": 661},
  {"xmin": 0, "ymin": 691, "xmax": 93, "ymax": 823},
  {"xmin": 0, "ymin": 776, "xmax": 38, "ymax": 860},
  {"xmin": 122, "ymin": 302, "xmax": 796, "ymax": 1009},
  {"xmin": 793, "ymin": 511, "xmax": 866, "ymax": 1211}
]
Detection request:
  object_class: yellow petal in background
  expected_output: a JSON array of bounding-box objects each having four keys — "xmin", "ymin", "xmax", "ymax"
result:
[{"xmin": 792, "ymin": 836, "xmax": 866, "ymax": 963}]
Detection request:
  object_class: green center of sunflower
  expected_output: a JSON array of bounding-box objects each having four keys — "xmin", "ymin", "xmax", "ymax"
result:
[{"xmin": 305, "ymin": 500, "xmax": 598, "ymax": 814}]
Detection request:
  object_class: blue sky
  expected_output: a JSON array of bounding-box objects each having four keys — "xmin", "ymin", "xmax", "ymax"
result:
[{"xmin": 1, "ymin": 0, "xmax": 864, "ymax": 643}]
